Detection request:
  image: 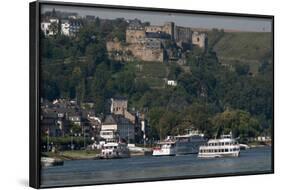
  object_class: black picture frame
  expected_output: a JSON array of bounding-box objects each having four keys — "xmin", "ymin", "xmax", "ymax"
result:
[{"xmin": 30, "ymin": 1, "xmax": 274, "ymax": 188}]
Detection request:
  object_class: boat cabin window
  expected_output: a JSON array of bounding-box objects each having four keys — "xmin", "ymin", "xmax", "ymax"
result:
[{"xmin": 225, "ymin": 149, "xmax": 229, "ymax": 152}]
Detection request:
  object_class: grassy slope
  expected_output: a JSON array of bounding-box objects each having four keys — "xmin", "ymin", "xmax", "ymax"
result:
[
  {"xmin": 211, "ymin": 32, "xmax": 272, "ymax": 73},
  {"xmin": 43, "ymin": 150, "xmax": 101, "ymax": 160},
  {"xmin": 126, "ymin": 61, "xmax": 168, "ymax": 88}
]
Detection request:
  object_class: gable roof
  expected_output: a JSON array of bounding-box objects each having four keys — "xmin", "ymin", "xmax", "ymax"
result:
[{"xmin": 103, "ymin": 115, "xmax": 117, "ymax": 125}]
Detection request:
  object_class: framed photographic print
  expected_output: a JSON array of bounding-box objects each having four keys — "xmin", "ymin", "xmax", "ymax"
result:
[{"xmin": 29, "ymin": 1, "xmax": 274, "ymax": 188}]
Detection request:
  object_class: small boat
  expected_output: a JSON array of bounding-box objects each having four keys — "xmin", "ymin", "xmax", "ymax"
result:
[
  {"xmin": 198, "ymin": 133, "xmax": 240, "ymax": 158},
  {"xmin": 239, "ymin": 143, "xmax": 250, "ymax": 150},
  {"xmin": 100, "ymin": 140, "xmax": 130, "ymax": 159},
  {"xmin": 152, "ymin": 140, "xmax": 176, "ymax": 156},
  {"xmin": 41, "ymin": 157, "xmax": 64, "ymax": 167}
]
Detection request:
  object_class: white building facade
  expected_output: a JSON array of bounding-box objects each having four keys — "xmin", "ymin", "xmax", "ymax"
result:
[{"xmin": 40, "ymin": 18, "xmax": 59, "ymax": 36}]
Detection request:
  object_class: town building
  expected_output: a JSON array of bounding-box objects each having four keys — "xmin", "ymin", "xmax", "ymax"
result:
[
  {"xmin": 41, "ymin": 16, "xmax": 82, "ymax": 37},
  {"xmin": 100, "ymin": 114, "xmax": 135, "ymax": 142},
  {"xmin": 110, "ymin": 97, "xmax": 128, "ymax": 115},
  {"xmin": 61, "ymin": 20, "xmax": 70, "ymax": 36},
  {"xmin": 40, "ymin": 99, "xmax": 98, "ymax": 138},
  {"xmin": 41, "ymin": 112, "xmax": 61, "ymax": 137},
  {"xmin": 41, "ymin": 18, "xmax": 59, "ymax": 36},
  {"xmin": 167, "ymin": 80, "xmax": 178, "ymax": 86},
  {"xmin": 68, "ymin": 19, "xmax": 82, "ymax": 36}
]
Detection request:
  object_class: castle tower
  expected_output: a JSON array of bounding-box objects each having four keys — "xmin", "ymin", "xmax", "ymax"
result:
[
  {"xmin": 126, "ymin": 19, "xmax": 146, "ymax": 44},
  {"xmin": 192, "ymin": 31, "xmax": 207, "ymax": 49},
  {"xmin": 163, "ymin": 22, "xmax": 175, "ymax": 40}
]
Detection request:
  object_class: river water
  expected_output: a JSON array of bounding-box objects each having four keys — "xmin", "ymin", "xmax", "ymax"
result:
[{"xmin": 41, "ymin": 147, "xmax": 272, "ymax": 187}]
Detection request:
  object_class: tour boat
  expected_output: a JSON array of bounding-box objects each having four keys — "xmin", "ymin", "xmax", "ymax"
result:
[
  {"xmin": 174, "ymin": 130, "xmax": 207, "ymax": 155},
  {"xmin": 152, "ymin": 140, "xmax": 176, "ymax": 156},
  {"xmin": 100, "ymin": 140, "xmax": 130, "ymax": 159},
  {"xmin": 198, "ymin": 133, "xmax": 240, "ymax": 158}
]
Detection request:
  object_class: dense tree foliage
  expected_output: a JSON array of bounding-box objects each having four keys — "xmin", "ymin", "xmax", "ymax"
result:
[{"xmin": 211, "ymin": 109, "xmax": 261, "ymax": 141}]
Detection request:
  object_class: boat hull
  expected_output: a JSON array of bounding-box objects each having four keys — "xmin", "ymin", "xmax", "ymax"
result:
[
  {"xmin": 100, "ymin": 154, "xmax": 130, "ymax": 159},
  {"xmin": 152, "ymin": 140, "xmax": 177, "ymax": 156},
  {"xmin": 152, "ymin": 148, "xmax": 176, "ymax": 156},
  {"xmin": 100, "ymin": 150, "xmax": 130, "ymax": 159},
  {"xmin": 198, "ymin": 151, "xmax": 240, "ymax": 158}
]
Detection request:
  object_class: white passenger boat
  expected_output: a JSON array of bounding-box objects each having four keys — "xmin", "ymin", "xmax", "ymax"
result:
[
  {"xmin": 152, "ymin": 140, "xmax": 176, "ymax": 156},
  {"xmin": 198, "ymin": 133, "xmax": 240, "ymax": 158},
  {"xmin": 100, "ymin": 140, "xmax": 130, "ymax": 159}
]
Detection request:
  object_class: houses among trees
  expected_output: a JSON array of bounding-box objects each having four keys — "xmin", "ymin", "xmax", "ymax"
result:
[
  {"xmin": 40, "ymin": 97, "xmax": 147, "ymax": 151},
  {"xmin": 40, "ymin": 8, "xmax": 83, "ymax": 37}
]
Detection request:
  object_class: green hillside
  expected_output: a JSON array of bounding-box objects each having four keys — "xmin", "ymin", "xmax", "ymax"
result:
[
  {"xmin": 210, "ymin": 32, "xmax": 273, "ymax": 73},
  {"xmin": 125, "ymin": 61, "xmax": 168, "ymax": 89}
]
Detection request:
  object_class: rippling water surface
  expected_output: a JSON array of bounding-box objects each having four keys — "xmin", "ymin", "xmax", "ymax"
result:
[{"xmin": 41, "ymin": 147, "xmax": 272, "ymax": 187}]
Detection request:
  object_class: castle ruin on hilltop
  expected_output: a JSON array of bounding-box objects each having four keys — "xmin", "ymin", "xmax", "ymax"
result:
[{"xmin": 106, "ymin": 19, "xmax": 207, "ymax": 63}]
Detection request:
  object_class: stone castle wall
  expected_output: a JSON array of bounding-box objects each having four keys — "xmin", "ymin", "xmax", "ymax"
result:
[
  {"xmin": 145, "ymin": 26, "xmax": 163, "ymax": 33},
  {"xmin": 130, "ymin": 44, "xmax": 164, "ymax": 62},
  {"xmin": 106, "ymin": 41, "xmax": 123, "ymax": 52},
  {"xmin": 108, "ymin": 28, "xmax": 165, "ymax": 62},
  {"xmin": 126, "ymin": 29, "xmax": 146, "ymax": 44},
  {"xmin": 106, "ymin": 40, "xmax": 164, "ymax": 62},
  {"xmin": 106, "ymin": 41, "xmax": 131, "ymax": 61}
]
